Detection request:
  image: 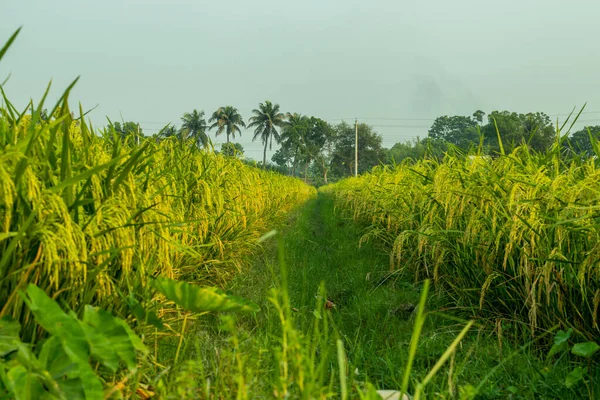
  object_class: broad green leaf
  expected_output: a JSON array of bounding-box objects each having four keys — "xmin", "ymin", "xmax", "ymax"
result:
[
  {"xmin": 39, "ymin": 327, "xmax": 109, "ymax": 399},
  {"xmin": 0, "ymin": 316, "xmax": 20, "ymax": 357},
  {"xmin": 547, "ymin": 329, "xmax": 572, "ymax": 359},
  {"xmin": 83, "ymin": 306, "xmax": 147, "ymax": 372},
  {"xmin": 20, "ymin": 285, "xmax": 109, "ymax": 399},
  {"xmin": 78, "ymin": 319, "xmax": 120, "ymax": 373},
  {"xmin": 20, "ymin": 285, "xmax": 89, "ymax": 363},
  {"xmin": 4, "ymin": 365, "xmax": 46, "ymax": 400},
  {"xmin": 112, "ymin": 316, "xmax": 148, "ymax": 355},
  {"xmin": 571, "ymin": 342, "xmax": 600, "ymax": 358},
  {"xmin": 39, "ymin": 336, "xmax": 75, "ymax": 380},
  {"xmin": 565, "ymin": 367, "xmax": 586, "ymax": 388},
  {"xmin": 12, "ymin": 341, "xmax": 65, "ymax": 399},
  {"xmin": 58, "ymin": 344, "xmax": 103, "ymax": 400},
  {"xmin": 547, "ymin": 342, "xmax": 566, "ymax": 359},
  {"xmin": 554, "ymin": 329, "xmax": 572, "ymax": 345},
  {"xmin": 55, "ymin": 378, "xmax": 86, "ymax": 400},
  {"xmin": 150, "ymin": 278, "xmax": 260, "ymax": 313}
]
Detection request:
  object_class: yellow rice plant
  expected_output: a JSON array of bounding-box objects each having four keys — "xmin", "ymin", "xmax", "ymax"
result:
[
  {"xmin": 325, "ymin": 146, "xmax": 600, "ymax": 340},
  {"xmin": 0, "ymin": 98, "xmax": 315, "ymax": 340}
]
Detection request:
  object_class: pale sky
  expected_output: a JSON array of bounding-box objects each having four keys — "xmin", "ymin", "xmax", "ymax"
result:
[{"xmin": 2, "ymin": 0, "xmax": 600, "ymax": 160}]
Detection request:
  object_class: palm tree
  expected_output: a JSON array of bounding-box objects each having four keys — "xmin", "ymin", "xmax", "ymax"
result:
[
  {"xmin": 208, "ymin": 106, "xmax": 246, "ymax": 144},
  {"xmin": 180, "ymin": 109, "xmax": 208, "ymax": 148},
  {"xmin": 280, "ymin": 113, "xmax": 309, "ymax": 176},
  {"xmin": 159, "ymin": 124, "xmax": 178, "ymax": 139},
  {"xmin": 247, "ymin": 100, "xmax": 285, "ymax": 167}
]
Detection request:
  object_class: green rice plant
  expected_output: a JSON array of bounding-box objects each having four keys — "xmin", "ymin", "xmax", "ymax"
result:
[{"xmin": 325, "ymin": 135, "xmax": 600, "ymax": 344}]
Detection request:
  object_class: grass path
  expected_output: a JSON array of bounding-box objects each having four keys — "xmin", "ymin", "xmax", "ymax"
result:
[{"xmin": 170, "ymin": 193, "xmax": 589, "ymax": 398}]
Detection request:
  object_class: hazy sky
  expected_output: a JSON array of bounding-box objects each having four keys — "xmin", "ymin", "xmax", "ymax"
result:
[{"xmin": 2, "ymin": 0, "xmax": 600, "ymax": 160}]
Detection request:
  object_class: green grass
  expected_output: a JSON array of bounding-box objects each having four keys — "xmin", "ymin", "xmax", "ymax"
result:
[{"xmin": 155, "ymin": 193, "xmax": 600, "ymax": 398}]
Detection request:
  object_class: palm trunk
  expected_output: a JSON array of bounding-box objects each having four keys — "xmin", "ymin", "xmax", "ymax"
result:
[
  {"xmin": 263, "ymin": 142, "xmax": 267, "ymax": 168},
  {"xmin": 227, "ymin": 132, "xmax": 230, "ymax": 144}
]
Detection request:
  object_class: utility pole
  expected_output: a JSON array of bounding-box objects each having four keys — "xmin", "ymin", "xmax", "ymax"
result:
[{"xmin": 355, "ymin": 118, "xmax": 358, "ymax": 177}]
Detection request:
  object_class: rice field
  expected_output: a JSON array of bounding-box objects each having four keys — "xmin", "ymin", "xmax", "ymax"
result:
[
  {"xmin": 0, "ymin": 89, "xmax": 315, "ymax": 342},
  {"xmin": 325, "ymin": 145, "xmax": 600, "ymax": 342},
  {"xmin": 2, "ymin": 28, "xmax": 600, "ymax": 399}
]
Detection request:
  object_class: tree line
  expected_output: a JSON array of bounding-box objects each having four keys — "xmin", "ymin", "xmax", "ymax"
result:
[
  {"xmin": 106, "ymin": 101, "xmax": 386, "ymax": 184},
  {"xmin": 387, "ymin": 110, "xmax": 600, "ymax": 163},
  {"xmin": 107, "ymin": 103, "xmax": 600, "ymax": 185}
]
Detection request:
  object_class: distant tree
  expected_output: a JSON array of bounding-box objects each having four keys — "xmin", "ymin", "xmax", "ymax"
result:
[
  {"xmin": 220, "ymin": 142, "xmax": 244, "ymax": 157},
  {"xmin": 386, "ymin": 137, "xmax": 448, "ymax": 164},
  {"xmin": 111, "ymin": 121, "xmax": 143, "ymax": 143},
  {"xmin": 209, "ymin": 106, "xmax": 246, "ymax": 144},
  {"xmin": 312, "ymin": 119, "xmax": 335, "ymax": 184},
  {"xmin": 278, "ymin": 113, "xmax": 308, "ymax": 175},
  {"xmin": 482, "ymin": 111, "xmax": 554, "ymax": 153},
  {"xmin": 292, "ymin": 118, "xmax": 327, "ymax": 180},
  {"xmin": 428, "ymin": 115, "xmax": 479, "ymax": 150},
  {"xmin": 386, "ymin": 139, "xmax": 426, "ymax": 163},
  {"xmin": 330, "ymin": 122, "xmax": 385, "ymax": 177},
  {"xmin": 248, "ymin": 100, "xmax": 286, "ymax": 167},
  {"xmin": 180, "ymin": 109, "xmax": 208, "ymax": 148},
  {"xmin": 275, "ymin": 114, "xmax": 333, "ymax": 181},
  {"xmin": 298, "ymin": 116, "xmax": 329, "ymax": 182},
  {"xmin": 520, "ymin": 112, "xmax": 555, "ymax": 152},
  {"xmin": 159, "ymin": 124, "xmax": 178, "ymax": 139},
  {"xmin": 564, "ymin": 126, "xmax": 600, "ymax": 156},
  {"xmin": 473, "ymin": 110, "xmax": 485, "ymax": 125},
  {"xmin": 272, "ymin": 145, "xmax": 295, "ymax": 174}
]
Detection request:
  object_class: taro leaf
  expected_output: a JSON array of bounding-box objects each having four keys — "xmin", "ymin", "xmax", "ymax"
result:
[
  {"xmin": 554, "ymin": 329, "xmax": 572, "ymax": 345},
  {"xmin": 20, "ymin": 285, "xmax": 89, "ymax": 363},
  {"xmin": 565, "ymin": 366, "xmax": 586, "ymax": 388},
  {"xmin": 55, "ymin": 378, "xmax": 86, "ymax": 400},
  {"xmin": 78, "ymin": 318, "xmax": 120, "ymax": 373},
  {"xmin": 20, "ymin": 285, "xmax": 104, "ymax": 400},
  {"xmin": 150, "ymin": 278, "xmax": 260, "ymax": 313},
  {"xmin": 13, "ymin": 340, "xmax": 65, "ymax": 399},
  {"xmin": 64, "ymin": 357, "xmax": 103, "ymax": 400},
  {"xmin": 83, "ymin": 305, "xmax": 148, "ymax": 372},
  {"xmin": 0, "ymin": 316, "xmax": 20, "ymax": 357},
  {"xmin": 571, "ymin": 342, "xmax": 600, "ymax": 359},
  {"xmin": 3, "ymin": 365, "xmax": 46, "ymax": 400},
  {"xmin": 547, "ymin": 328, "xmax": 573, "ymax": 359},
  {"xmin": 39, "ymin": 336, "xmax": 75, "ymax": 380}
]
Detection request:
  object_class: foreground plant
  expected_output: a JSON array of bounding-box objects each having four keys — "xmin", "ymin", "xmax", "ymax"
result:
[{"xmin": 0, "ymin": 285, "xmax": 147, "ymax": 399}]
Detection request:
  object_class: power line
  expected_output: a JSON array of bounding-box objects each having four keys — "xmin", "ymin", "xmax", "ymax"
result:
[{"xmin": 134, "ymin": 111, "xmax": 600, "ymax": 129}]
